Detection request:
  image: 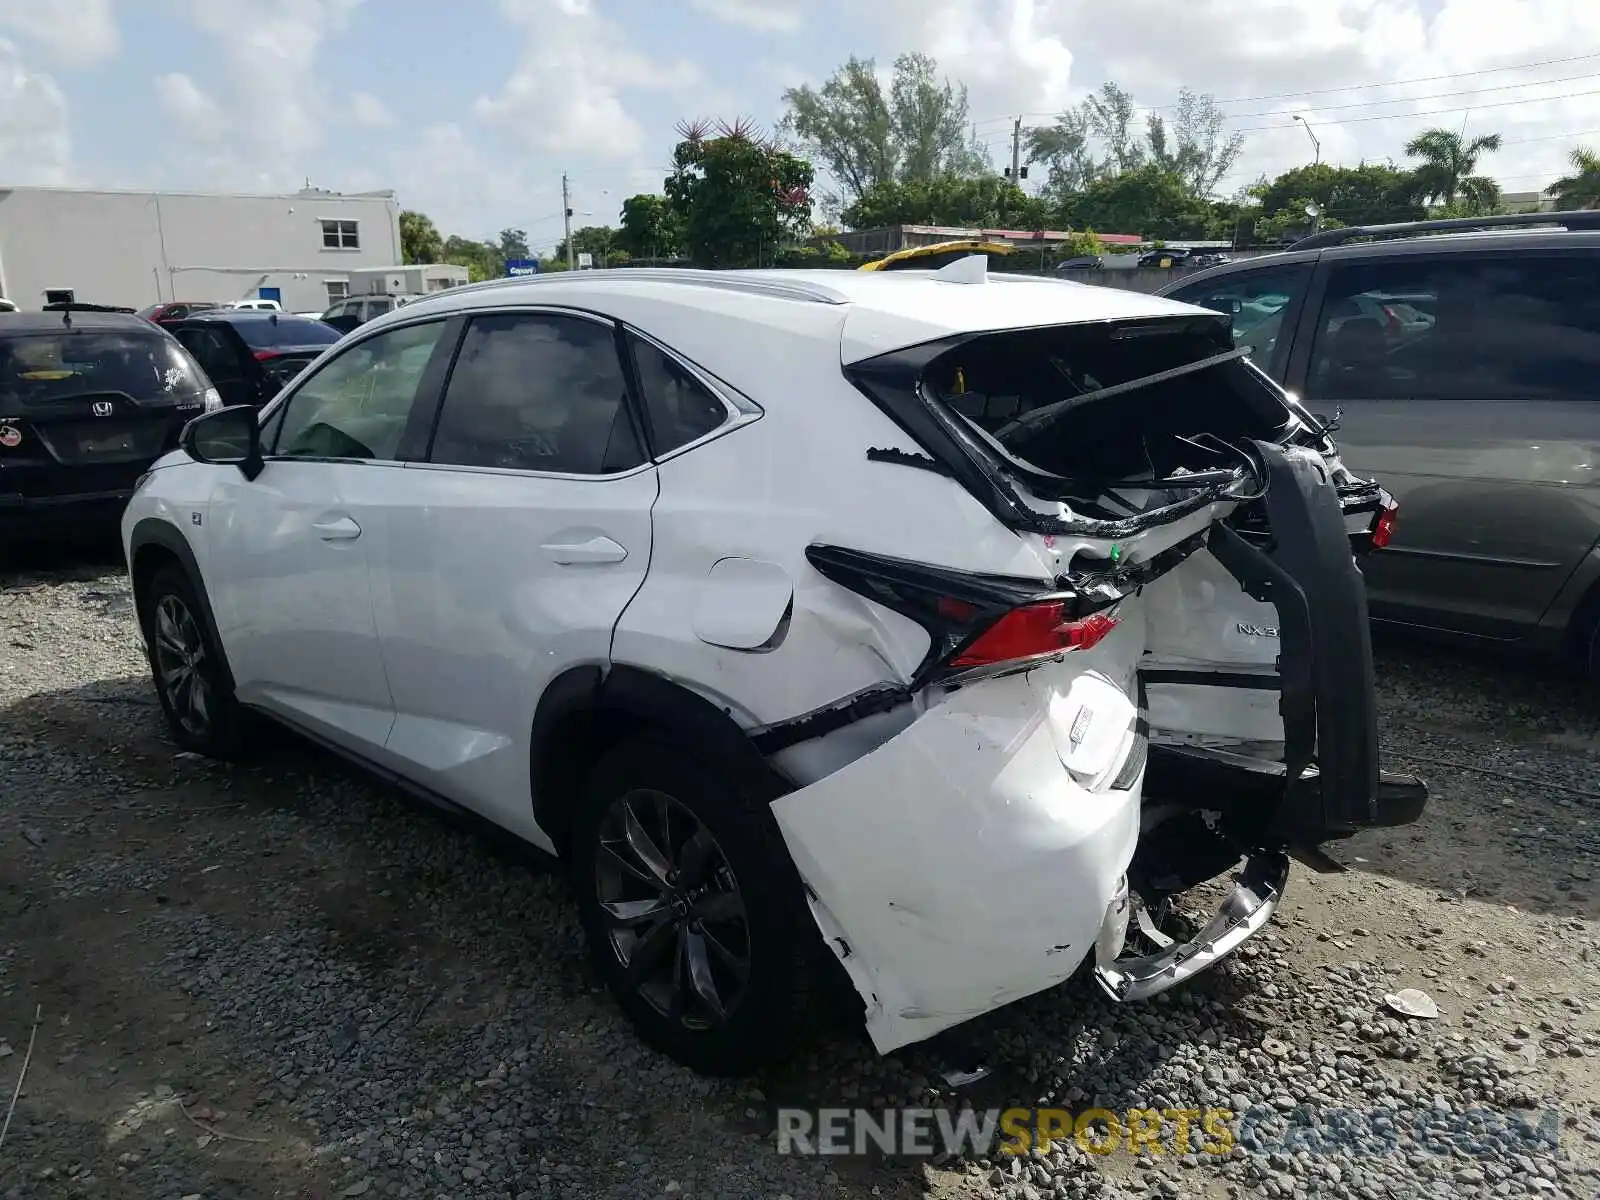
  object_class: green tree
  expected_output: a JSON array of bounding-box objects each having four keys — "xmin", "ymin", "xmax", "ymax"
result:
[
  {"xmin": 440, "ymin": 234, "xmax": 503, "ymax": 282},
  {"xmin": 780, "ymin": 52, "xmax": 986, "ymax": 212},
  {"xmin": 1547, "ymin": 146, "xmax": 1600, "ymax": 210},
  {"xmin": 553, "ymin": 225, "xmax": 618, "ymax": 264},
  {"xmin": 841, "ymin": 175, "xmax": 1042, "ymax": 230},
  {"xmin": 497, "ymin": 228, "xmax": 531, "ymax": 262},
  {"xmin": 1252, "ymin": 162, "xmax": 1425, "ymax": 230},
  {"xmin": 398, "ymin": 210, "xmax": 443, "ymax": 264},
  {"xmin": 616, "ymin": 194, "xmax": 683, "ymax": 258},
  {"xmin": 1404, "ymin": 127, "xmax": 1503, "ymax": 208},
  {"xmin": 1060, "ymin": 165, "xmax": 1212, "ymax": 239},
  {"xmin": 1028, "ymin": 82, "xmax": 1243, "ymax": 201},
  {"xmin": 664, "ymin": 118, "xmax": 814, "ymax": 268}
]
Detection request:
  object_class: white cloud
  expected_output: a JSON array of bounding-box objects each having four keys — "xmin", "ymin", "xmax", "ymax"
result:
[
  {"xmin": 161, "ymin": 0, "xmax": 367, "ymax": 190},
  {"xmin": 0, "ymin": 37, "xmax": 73, "ymax": 185},
  {"xmin": 866, "ymin": 0, "xmax": 1600, "ymax": 196},
  {"xmin": 0, "ymin": 0, "xmax": 118, "ymax": 67},
  {"xmin": 690, "ymin": 0, "xmax": 803, "ymax": 34},
  {"xmin": 351, "ymin": 91, "xmax": 394, "ymax": 128},
  {"xmin": 475, "ymin": 0, "xmax": 703, "ymax": 160},
  {"xmin": 156, "ymin": 73, "xmax": 228, "ymax": 142}
]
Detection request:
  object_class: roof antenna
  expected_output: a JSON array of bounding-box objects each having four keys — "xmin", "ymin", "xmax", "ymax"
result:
[{"xmin": 931, "ymin": 253, "xmax": 988, "ymax": 285}]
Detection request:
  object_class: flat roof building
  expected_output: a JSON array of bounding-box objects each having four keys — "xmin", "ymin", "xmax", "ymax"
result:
[{"xmin": 0, "ymin": 184, "xmax": 403, "ymax": 313}]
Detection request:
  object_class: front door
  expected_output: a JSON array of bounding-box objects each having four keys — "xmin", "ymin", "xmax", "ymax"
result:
[
  {"xmin": 368, "ymin": 309, "xmax": 657, "ymax": 846},
  {"xmin": 206, "ymin": 317, "xmax": 455, "ymax": 751}
]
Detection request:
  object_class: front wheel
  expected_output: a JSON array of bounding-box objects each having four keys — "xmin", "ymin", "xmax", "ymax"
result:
[
  {"xmin": 138, "ymin": 565, "xmax": 242, "ymax": 758},
  {"xmin": 571, "ymin": 735, "xmax": 813, "ymax": 1076}
]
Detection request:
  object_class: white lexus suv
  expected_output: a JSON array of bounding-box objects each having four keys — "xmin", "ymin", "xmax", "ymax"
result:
[{"xmin": 121, "ymin": 259, "xmax": 1426, "ymax": 1075}]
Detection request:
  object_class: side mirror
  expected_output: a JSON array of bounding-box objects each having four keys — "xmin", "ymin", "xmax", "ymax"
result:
[{"xmin": 180, "ymin": 405, "xmax": 263, "ymax": 481}]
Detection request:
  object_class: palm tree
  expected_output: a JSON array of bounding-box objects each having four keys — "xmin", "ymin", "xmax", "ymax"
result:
[
  {"xmin": 1547, "ymin": 146, "xmax": 1600, "ymax": 210},
  {"xmin": 1404, "ymin": 127, "xmax": 1503, "ymax": 207}
]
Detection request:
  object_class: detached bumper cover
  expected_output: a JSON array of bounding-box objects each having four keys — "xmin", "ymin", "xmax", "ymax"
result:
[{"xmin": 1093, "ymin": 852, "xmax": 1288, "ymax": 1002}]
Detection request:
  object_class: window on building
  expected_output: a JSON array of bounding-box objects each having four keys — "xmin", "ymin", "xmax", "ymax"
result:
[
  {"xmin": 320, "ymin": 219, "xmax": 360, "ymax": 250},
  {"xmin": 325, "ymin": 280, "xmax": 350, "ymax": 304}
]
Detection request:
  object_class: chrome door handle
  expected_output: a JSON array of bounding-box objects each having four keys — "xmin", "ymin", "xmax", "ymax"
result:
[
  {"xmin": 541, "ymin": 535, "xmax": 627, "ymax": 564},
  {"xmin": 312, "ymin": 516, "xmax": 362, "ymax": 541}
]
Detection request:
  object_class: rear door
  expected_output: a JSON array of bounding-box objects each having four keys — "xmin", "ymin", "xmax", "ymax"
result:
[
  {"xmin": 366, "ymin": 308, "xmax": 658, "ymax": 845},
  {"xmin": 1287, "ymin": 247, "xmax": 1600, "ymax": 638}
]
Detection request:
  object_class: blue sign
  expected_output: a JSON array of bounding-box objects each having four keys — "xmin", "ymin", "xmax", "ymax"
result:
[
  {"xmin": 258, "ymin": 286, "xmax": 282, "ymax": 302},
  {"xmin": 505, "ymin": 259, "xmax": 540, "ymax": 277}
]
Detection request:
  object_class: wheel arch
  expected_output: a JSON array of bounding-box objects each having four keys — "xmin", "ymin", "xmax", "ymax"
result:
[
  {"xmin": 529, "ymin": 664, "xmax": 792, "ymax": 860},
  {"xmin": 127, "ymin": 517, "xmax": 235, "ymax": 692}
]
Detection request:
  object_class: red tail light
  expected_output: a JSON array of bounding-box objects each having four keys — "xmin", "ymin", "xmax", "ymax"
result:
[
  {"xmin": 949, "ymin": 603, "xmax": 1120, "ymax": 669},
  {"xmin": 1372, "ymin": 502, "xmax": 1398, "ymax": 550},
  {"xmin": 253, "ymin": 349, "xmax": 280, "ymax": 361}
]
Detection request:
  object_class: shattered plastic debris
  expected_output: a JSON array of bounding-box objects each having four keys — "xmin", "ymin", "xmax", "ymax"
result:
[
  {"xmin": 1383, "ymin": 988, "xmax": 1441, "ymax": 1019},
  {"xmin": 940, "ymin": 1065, "xmax": 992, "ymax": 1087}
]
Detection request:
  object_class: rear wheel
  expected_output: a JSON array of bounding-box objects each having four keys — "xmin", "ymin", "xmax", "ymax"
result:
[
  {"xmin": 139, "ymin": 565, "xmax": 241, "ymax": 758},
  {"xmin": 571, "ymin": 735, "xmax": 812, "ymax": 1076}
]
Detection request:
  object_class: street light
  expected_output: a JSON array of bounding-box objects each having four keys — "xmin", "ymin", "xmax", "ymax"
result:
[{"xmin": 1293, "ymin": 114, "xmax": 1321, "ymax": 165}]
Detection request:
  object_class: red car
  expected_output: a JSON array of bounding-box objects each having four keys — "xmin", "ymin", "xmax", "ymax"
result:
[{"xmin": 135, "ymin": 301, "xmax": 219, "ymax": 325}]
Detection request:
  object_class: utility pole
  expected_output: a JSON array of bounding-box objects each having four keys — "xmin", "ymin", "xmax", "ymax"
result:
[
  {"xmin": 1010, "ymin": 116, "xmax": 1023, "ymax": 185},
  {"xmin": 562, "ymin": 173, "xmax": 575, "ymax": 271}
]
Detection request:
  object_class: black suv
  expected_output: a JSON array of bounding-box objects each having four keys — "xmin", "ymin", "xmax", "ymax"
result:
[
  {"xmin": 163, "ymin": 311, "xmax": 340, "ymax": 409},
  {"xmin": 1160, "ymin": 211, "xmax": 1600, "ymax": 680},
  {"xmin": 0, "ymin": 305, "xmax": 217, "ymax": 539}
]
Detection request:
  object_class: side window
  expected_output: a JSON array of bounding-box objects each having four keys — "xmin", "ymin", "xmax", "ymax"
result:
[
  {"xmin": 429, "ymin": 312, "xmax": 643, "ymax": 475},
  {"xmin": 1167, "ymin": 264, "xmax": 1311, "ymax": 374},
  {"xmin": 1305, "ymin": 255, "xmax": 1600, "ymax": 402},
  {"xmin": 367, "ymin": 298, "xmax": 394, "ymax": 316},
  {"xmin": 628, "ymin": 335, "xmax": 729, "ymax": 455},
  {"xmin": 270, "ymin": 320, "xmax": 446, "ymax": 460}
]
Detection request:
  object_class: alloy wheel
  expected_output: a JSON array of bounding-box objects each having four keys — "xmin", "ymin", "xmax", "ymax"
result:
[
  {"xmin": 151, "ymin": 593, "xmax": 211, "ymax": 737},
  {"xmin": 594, "ymin": 788, "xmax": 751, "ymax": 1030}
]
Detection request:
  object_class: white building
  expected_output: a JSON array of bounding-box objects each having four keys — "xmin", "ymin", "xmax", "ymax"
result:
[{"xmin": 0, "ymin": 184, "xmax": 404, "ymax": 313}]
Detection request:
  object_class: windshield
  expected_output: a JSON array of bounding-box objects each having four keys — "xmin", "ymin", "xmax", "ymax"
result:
[
  {"xmin": 0, "ymin": 330, "xmax": 206, "ymax": 403},
  {"xmin": 234, "ymin": 316, "xmax": 340, "ymax": 350}
]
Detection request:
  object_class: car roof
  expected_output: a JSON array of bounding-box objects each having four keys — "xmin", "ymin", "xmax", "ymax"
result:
[
  {"xmin": 368, "ymin": 265, "xmax": 1219, "ymax": 365},
  {"xmin": 0, "ymin": 311, "xmax": 160, "ymax": 336},
  {"xmin": 178, "ymin": 310, "xmax": 323, "ymax": 325},
  {"xmin": 1172, "ymin": 227, "xmax": 1600, "ymax": 290}
]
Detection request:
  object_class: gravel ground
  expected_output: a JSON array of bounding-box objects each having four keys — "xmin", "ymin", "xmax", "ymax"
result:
[{"xmin": 3, "ymin": 542, "xmax": 1600, "ymax": 1200}]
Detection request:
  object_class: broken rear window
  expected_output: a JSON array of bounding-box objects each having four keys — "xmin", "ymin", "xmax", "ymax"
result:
[{"xmin": 924, "ymin": 319, "xmax": 1294, "ymax": 484}]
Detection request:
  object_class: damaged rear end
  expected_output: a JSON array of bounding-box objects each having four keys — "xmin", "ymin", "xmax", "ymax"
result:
[{"xmin": 770, "ymin": 281, "xmax": 1423, "ymax": 1051}]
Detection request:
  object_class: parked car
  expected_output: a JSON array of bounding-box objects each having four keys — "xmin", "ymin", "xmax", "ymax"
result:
[
  {"xmin": 1, "ymin": 305, "xmax": 219, "ymax": 540},
  {"xmin": 122, "ymin": 264, "xmax": 1422, "ymax": 1074},
  {"xmin": 224, "ymin": 298, "xmax": 283, "ymax": 312},
  {"xmin": 1138, "ymin": 247, "xmax": 1192, "ymax": 268},
  {"xmin": 163, "ymin": 311, "xmax": 341, "ymax": 409},
  {"xmin": 0, "ymin": 298, "xmax": 16, "ymax": 313},
  {"xmin": 320, "ymin": 293, "xmax": 425, "ymax": 334},
  {"xmin": 136, "ymin": 301, "xmax": 220, "ymax": 325},
  {"xmin": 1054, "ymin": 255, "xmax": 1103, "ymax": 272},
  {"xmin": 1160, "ymin": 211, "xmax": 1600, "ymax": 683}
]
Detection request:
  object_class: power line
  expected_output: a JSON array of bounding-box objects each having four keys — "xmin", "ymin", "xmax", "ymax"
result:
[
  {"xmin": 972, "ymin": 50, "xmax": 1600, "ymax": 127},
  {"xmin": 1230, "ymin": 84, "xmax": 1600, "ymax": 132},
  {"xmin": 1229, "ymin": 70, "xmax": 1600, "ymax": 120}
]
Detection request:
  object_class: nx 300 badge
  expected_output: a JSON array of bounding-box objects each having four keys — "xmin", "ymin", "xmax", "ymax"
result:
[{"xmin": 1237, "ymin": 622, "xmax": 1279, "ymax": 638}]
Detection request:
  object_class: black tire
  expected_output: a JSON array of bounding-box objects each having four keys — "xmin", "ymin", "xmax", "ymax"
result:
[
  {"xmin": 138, "ymin": 564, "xmax": 242, "ymax": 758},
  {"xmin": 571, "ymin": 734, "xmax": 812, "ymax": 1076}
]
